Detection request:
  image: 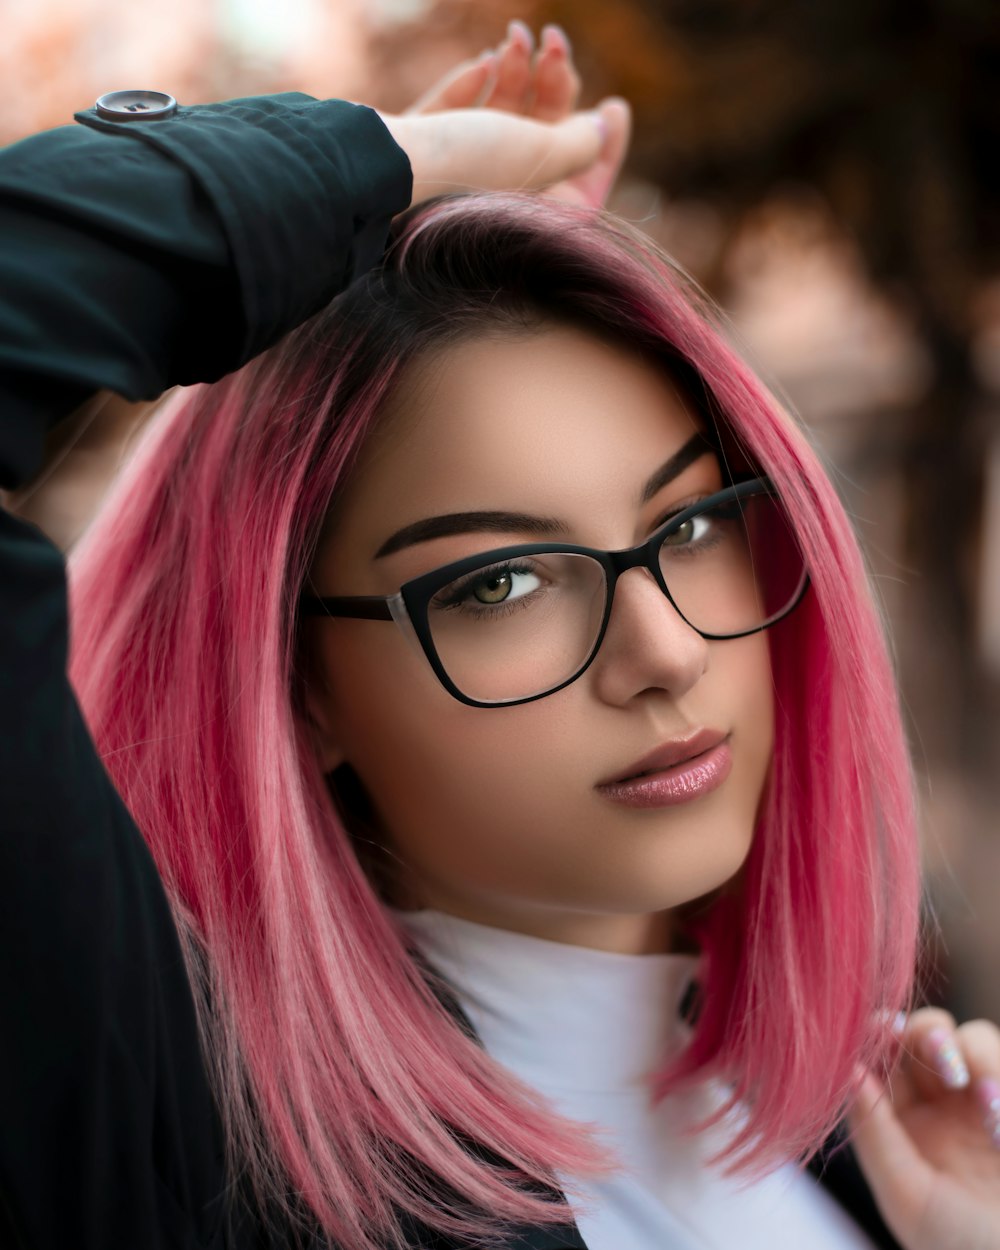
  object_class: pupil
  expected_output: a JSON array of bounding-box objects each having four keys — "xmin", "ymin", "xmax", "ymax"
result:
[
  {"xmin": 475, "ymin": 573, "xmax": 511, "ymax": 604},
  {"xmin": 663, "ymin": 519, "xmax": 693, "ymax": 546}
]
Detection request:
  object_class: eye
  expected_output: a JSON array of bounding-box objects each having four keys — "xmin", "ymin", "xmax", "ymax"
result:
[
  {"xmin": 661, "ymin": 514, "xmax": 713, "ymax": 547},
  {"xmin": 469, "ymin": 566, "xmax": 542, "ymax": 605},
  {"xmin": 432, "ymin": 560, "xmax": 546, "ymax": 615}
]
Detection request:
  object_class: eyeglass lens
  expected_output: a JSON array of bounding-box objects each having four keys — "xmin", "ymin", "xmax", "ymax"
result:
[{"xmin": 424, "ymin": 490, "xmax": 805, "ymax": 704}]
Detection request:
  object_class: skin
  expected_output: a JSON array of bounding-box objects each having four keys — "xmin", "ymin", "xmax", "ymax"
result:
[
  {"xmin": 303, "ymin": 323, "xmax": 776, "ymax": 957},
  {"xmin": 392, "ymin": 20, "xmax": 631, "ymax": 210},
  {"xmin": 848, "ymin": 1009, "xmax": 1000, "ymax": 1250}
]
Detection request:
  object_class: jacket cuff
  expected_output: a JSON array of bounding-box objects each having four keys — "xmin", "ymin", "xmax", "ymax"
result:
[{"xmin": 75, "ymin": 93, "xmax": 413, "ymax": 362}]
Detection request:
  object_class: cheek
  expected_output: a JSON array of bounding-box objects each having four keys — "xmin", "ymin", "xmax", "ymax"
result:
[
  {"xmin": 737, "ymin": 633, "xmax": 775, "ymax": 744},
  {"xmin": 312, "ymin": 621, "xmax": 778, "ymax": 914},
  {"xmin": 722, "ymin": 631, "xmax": 776, "ymax": 822},
  {"xmin": 315, "ymin": 624, "xmax": 571, "ymax": 884}
]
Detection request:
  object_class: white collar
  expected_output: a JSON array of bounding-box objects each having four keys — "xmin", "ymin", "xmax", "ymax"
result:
[{"xmin": 394, "ymin": 908, "xmax": 699, "ymax": 1095}]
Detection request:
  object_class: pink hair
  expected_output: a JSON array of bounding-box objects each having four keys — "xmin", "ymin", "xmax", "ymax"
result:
[{"xmin": 68, "ymin": 194, "xmax": 919, "ymax": 1247}]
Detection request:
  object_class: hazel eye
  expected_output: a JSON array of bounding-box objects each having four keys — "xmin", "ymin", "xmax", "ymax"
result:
[
  {"xmin": 475, "ymin": 572, "xmax": 514, "ymax": 604},
  {"xmin": 661, "ymin": 515, "xmax": 710, "ymax": 547},
  {"xmin": 471, "ymin": 568, "xmax": 542, "ymax": 604}
]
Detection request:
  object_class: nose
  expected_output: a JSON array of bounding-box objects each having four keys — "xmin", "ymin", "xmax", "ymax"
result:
[{"xmin": 589, "ymin": 565, "xmax": 709, "ymax": 706}]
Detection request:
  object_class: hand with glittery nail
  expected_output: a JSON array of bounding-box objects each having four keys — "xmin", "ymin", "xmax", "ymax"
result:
[{"xmin": 845, "ymin": 1006, "xmax": 1000, "ymax": 1250}]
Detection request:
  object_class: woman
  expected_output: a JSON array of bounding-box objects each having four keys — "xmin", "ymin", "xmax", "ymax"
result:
[{"xmin": 2, "ymin": 24, "xmax": 999, "ymax": 1250}]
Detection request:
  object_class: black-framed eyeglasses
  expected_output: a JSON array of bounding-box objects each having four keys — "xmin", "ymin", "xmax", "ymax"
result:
[{"xmin": 299, "ymin": 477, "xmax": 809, "ymax": 708}]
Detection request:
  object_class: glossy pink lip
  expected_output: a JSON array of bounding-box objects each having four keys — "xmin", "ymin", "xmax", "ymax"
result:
[
  {"xmin": 599, "ymin": 728, "xmax": 729, "ymax": 786},
  {"xmin": 596, "ymin": 730, "xmax": 733, "ymax": 809}
]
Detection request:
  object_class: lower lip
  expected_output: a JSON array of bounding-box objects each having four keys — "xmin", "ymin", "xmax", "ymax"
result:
[{"xmin": 596, "ymin": 740, "xmax": 733, "ymax": 808}]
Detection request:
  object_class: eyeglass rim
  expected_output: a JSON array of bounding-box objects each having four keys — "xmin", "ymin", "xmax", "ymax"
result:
[{"xmin": 300, "ymin": 476, "xmax": 810, "ymax": 708}]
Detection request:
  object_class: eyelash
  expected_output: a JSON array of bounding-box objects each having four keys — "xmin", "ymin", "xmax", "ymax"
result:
[
  {"xmin": 427, "ymin": 479, "xmax": 734, "ymax": 614},
  {"xmin": 433, "ymin": 561, "xmax": 540, "ymax": 615},
  {"xmin": 652, "ymin": 493, "xmax": 711, "ymax": 532},
  {"xmin": 435, "ymin": 494, "xmax": 721, "ymax": 605}
]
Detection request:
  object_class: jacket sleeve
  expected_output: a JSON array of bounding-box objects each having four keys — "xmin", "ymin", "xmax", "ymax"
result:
[{"xmin": 0, "ymin": 94, "xmax": 411, "ymax": 1250}]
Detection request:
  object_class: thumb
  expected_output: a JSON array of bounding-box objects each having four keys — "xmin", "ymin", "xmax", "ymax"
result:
[
  {"xmin": 513, "ymin": 107, "xmax": 610, "ymax": 188},
  {"xmin": 548, "ymin": 96, "xmax": 632, "ymax": 207},
  {"xmin": 381, "ymin": 108, "xmax": 608, "ymax": 203},
  {"xmin": 845, "ymin": 1070, "xmax": 930, "ymax": 1247}
]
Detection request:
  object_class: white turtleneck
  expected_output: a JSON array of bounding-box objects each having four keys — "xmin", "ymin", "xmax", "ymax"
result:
[{"xmin": 395, "ymin": 908, "xmax": 879, "ymax": 1250}]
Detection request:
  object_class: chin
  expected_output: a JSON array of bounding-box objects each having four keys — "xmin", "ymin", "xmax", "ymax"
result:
[{"xmin": 647, "ymin": 841, "xmax": 754, "ymax": 913}]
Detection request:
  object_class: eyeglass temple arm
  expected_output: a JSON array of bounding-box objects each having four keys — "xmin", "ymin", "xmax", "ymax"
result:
[{"xmin": 299, "ymin": 596, "xmax": 394, "ymax": 621}]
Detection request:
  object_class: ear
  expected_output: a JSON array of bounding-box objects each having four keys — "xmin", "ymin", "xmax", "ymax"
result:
[{"xmin": 300, "ymin": 675, "xmax": 348, "ymax": 776}]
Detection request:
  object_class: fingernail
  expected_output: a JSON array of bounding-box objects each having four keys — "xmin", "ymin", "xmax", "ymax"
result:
[
  {"xmin": 508, "ymin": 19, "xmax": 534, "ymax": 48},
  {"xmin": 589, "ymin": 109, "xmax": 608, "ymax": 142},
  {"xmin": 891, "ymin": 1011, "xmax": 908, "ymax": 1037},
  {"xmin": 975, "ymin": 1077, "xmax": 1000, "ymax": 1148},
  {"xmin": 541, "ymin": 23, "xmax": 568, "ymax": 51},
  {"xmin": 927, "ymin": 1027, "xmax": 970, "ymax": 1089}
]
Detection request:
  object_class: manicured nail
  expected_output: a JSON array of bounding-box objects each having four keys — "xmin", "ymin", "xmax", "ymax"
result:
[
  {"xmin": 975, "ymin": 1077, "xmax": 1000, "ymax": 1148},
  {"xmin": 541, "ymin": 24, "xmax": 568, "ymax": 53},
  {"xmin": 927, "ymin": 1027, "xmax": 970, "ymax": 1089},
  {"xmin": 891, "ymin": 1011, "xmax": 908, "ymax": 1037},
  {"xmin": 507, "ymin": 19, "xmax": 534, "ymax": 49}
]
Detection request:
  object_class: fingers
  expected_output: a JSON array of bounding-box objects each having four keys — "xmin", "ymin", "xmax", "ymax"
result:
[
  {"xmin": 901, "ymin": 1006, "xmax": 968, "ymax": 1104},
  {"xmin": 486, "ymin": 20, "xmax": 535, "ymax": 113},
  {"xmin": 546, "ymin": 97, "xmax": 632, "ymax": 208},
  {"xmin": 404, "ymin": 20, "xmax": 536, "ymax": 116},
  {"xmin": 385, "ymin": 29, "xmax": 628, "ymax": 211},
  {"xmin": 474, "ymin": 108, "xmax": 606, "ymax": 192},
  {"xmin": 879, "ymin": 1007, "xmax": 1000, "ymax": 1145},
  {"xmin": 532, "ymin": 25, "xmax": 582, "ymax": 121},
  {"xmin": 405, "ymin": 53, "xmax": 497, "ymax": 115},
  {"xmin": 846, "ymin": 1069, "xmax": 931, "ymax": 1248},
  {"xmin": 958, "ymin": 1019, "xmax": 1000, "ymax": 1150},
  {"xmin": 846, "ymin": 1013, "xmax": 1000, "ymax": 1249},
  {"xmin": 381, "ymin": 107, "xmax": 609, "ymax": 205},
  {"xmin": 897, "ymin": 1005, "xmax": 1000, "ymax": 1088},
  {"xmin": 407, "ymin": 23, "xmax": 584, "ymax": 123}
]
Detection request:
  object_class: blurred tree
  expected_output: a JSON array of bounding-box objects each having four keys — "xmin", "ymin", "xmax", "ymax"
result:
[{"xmin": 373, "ymin": 0, "xmax": 1000, "ymax": 764}]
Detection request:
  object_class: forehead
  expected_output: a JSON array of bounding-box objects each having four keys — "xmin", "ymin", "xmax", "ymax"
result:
[{"xmin": 341, "ymin": 324, "xmax": 705, "ymax": 530}]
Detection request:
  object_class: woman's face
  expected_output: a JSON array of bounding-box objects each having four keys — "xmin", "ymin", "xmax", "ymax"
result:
[{"xmin": 305, "ymin": 323, "xmax": 774, "ymax": 954}]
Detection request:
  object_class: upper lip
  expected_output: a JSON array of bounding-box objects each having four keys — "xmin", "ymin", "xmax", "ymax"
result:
[{"xmin": 598, "ymin": 728, "xmax": 729, "ymax": 786}]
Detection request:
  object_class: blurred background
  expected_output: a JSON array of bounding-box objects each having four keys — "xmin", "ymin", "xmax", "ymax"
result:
[{"xmin": 6, "ymin": 0, "xmax": 999, "ymax": 1018}]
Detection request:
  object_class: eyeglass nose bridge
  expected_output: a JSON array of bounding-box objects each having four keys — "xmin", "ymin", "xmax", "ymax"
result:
[{"xmin": 600, "ymin": 530, "xmax": 692, "ymax": 634}]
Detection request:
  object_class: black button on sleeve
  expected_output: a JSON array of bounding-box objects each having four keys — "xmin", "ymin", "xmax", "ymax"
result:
[{"xmin": 74, "ymin": 93, "xmax": 414, "ymax": 363}]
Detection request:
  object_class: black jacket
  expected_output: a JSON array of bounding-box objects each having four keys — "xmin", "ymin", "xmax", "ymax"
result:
[{"xmin": 0, "ymin": 92, "xmax": 900, "ymax": 1250}]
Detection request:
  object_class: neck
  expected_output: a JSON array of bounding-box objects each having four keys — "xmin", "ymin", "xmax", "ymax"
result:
[{"xmin": 394, "ymin": 891, "xmax": 681, "ymax": 955}]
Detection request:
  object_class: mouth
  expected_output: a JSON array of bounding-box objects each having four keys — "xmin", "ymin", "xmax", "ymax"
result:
[
  {"xmin": 600, "ymin": 728, "xmax": 730, "ymax": 786},
  {"xmin": 595, "ymin": 729, "xmax": 733, "ymax": 808}
]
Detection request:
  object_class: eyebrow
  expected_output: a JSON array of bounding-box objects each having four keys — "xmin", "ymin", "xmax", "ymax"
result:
[
  {"xmin": 638, "ymin": 431, "xmax": 714, "ymax": 504},
  {"xmin": 373, "ymin": 431, "xmax": 713, "ymax": 559}
]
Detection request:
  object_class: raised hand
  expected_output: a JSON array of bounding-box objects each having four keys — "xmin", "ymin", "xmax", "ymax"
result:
[
  {"xmin": 407, "ymin": 21, "xmax": 581, "ymax": 121},
  {"xmin": 847, "ymin": 1007, "xmax": 1000, "ymax": 1250},
  {"xmin": 384, "ymin": 21, "xmax": 630, "ymax": 209}
]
